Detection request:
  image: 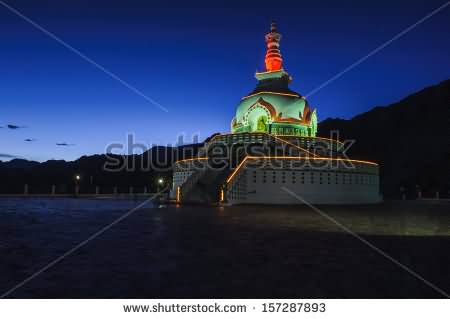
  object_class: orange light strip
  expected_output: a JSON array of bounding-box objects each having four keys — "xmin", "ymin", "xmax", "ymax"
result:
[
  {"xmin": 244, "ymin": 156, "xmax": 378, "ymax": 166},
  {"xmin": 220, "ymin": 189, "xmax": 224, "ymax": 202},
  {"xmin": 226, "ymin": 156, "xmax": 378, "ymax": 184},
  {"xmin": 209, "ymin": 133, "xmax": 318, "ymax": 157},
  {"xmin": 209, "ymin": 132, "xmax": 316, "ymax": 157},
  {"xmin": 175, "ymin": 157, "xmax": 209, "ymax": 164},
  {"xmin": 176, "ymin": 186, "xmax": 180, "ymax": 203},
  {"xmin": 241, "ymin": 91, "xmax": 300, "ymax": 100},
  {"xmin": 277, "ymin": 135, "xmax": 344, "ymax": 145},
  {"xmin": 273, "ymin": 118, "xmax": 309, "ymax": 125},
  {"xmin": 226, "ymin": 157, "xmax": 250, "ymax": 183},
  {"xmin": 272, "ymin": 135, "xmax": 317, "ymax": 157}
]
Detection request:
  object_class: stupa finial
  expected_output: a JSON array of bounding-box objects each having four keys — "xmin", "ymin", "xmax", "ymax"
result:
[
  {"xmin": 264, "ymin": 21, "xmax": 283, "ymax": 71},
  {"xmin": 270, "ymin": 20, "xmax": 277, "ymax": 32}
]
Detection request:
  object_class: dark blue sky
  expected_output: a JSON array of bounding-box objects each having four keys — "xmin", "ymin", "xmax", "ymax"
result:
[{"xmin": 1, "ymin": 0, "xmax": 449, "ymax": 161}]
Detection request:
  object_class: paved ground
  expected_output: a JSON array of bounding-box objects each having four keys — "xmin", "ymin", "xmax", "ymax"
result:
[{"xmin": 0, "ymin": 198, "xmax": 449, "ymax": 298}]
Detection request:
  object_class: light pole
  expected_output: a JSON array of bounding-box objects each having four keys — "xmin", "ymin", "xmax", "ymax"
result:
[
  {"xmin": 75, "ymin": 174, "xmax": 81, "ymax": 195},
  {"xmin": 157, "ymin": 178, "xmax": 164, "ymax": 193}
]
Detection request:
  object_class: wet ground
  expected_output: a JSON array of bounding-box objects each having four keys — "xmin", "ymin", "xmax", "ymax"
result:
[{"xmin": 0, "ymin": 198, "xmax": 449, "ymax": 298}]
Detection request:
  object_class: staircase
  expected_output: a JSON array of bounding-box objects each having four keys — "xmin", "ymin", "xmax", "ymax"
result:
[
  {"xmin": 177, "ymin": 133, "xmax": 316, "ymax": 204},
  {"xmin": 179, "ymin": 165, "xmax": 231, "ymax": 204}
]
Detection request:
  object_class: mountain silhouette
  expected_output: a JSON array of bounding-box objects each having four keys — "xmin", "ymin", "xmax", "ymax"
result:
[
  {"xmin": 0, "ymin": 80, "xmax": 449, "ymax": 197},
  {"xmin": 318, "ymin": 79, "xmax": 450, "ymax": 197}
]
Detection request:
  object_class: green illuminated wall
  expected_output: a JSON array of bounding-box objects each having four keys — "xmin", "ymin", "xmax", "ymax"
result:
[{"xmin": 232, "ymin": 118, "xmax": 317, "ymax": 137}]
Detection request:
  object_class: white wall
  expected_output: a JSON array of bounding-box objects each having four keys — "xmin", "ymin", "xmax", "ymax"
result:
[{"xmin": 227, "ymin": 167, "xmax": 381, "ymax": 204}]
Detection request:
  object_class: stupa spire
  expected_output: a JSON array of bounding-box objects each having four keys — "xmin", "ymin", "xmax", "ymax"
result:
[{"xmin": 264, "ymin": 21, "xmax": 283, "ymax": 71}]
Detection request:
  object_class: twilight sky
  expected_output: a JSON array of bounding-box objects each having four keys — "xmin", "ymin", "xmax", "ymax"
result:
[{"xmin": 1, "ymin": 0, "xmax": 449, "ymax": 161}]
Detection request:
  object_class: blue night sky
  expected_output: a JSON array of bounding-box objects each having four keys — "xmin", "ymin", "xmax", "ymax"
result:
[{"xmin": 1, "ymin": 0, "xmax": 449, "ymax": 161}]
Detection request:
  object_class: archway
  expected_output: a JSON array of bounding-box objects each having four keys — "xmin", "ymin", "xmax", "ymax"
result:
[{"xmin": 245, "ymin": 104, "xmax": 271, "ymax": 133}]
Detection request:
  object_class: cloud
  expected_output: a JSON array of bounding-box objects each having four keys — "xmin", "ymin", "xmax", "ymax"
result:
[
  {"xmin": 24, "ymin": 138, "xmax": 36, "ymax": 142},
  {"xmin": 0, "ymin": 153, "xmax": 16, "ymax": 159},
  {"xmin": 56, "ymin": 142, "xmax": 76, "ymax": 146},
  {"xmin": 7, "ymin": 124, "xmax": 26, "ymax": 129}
]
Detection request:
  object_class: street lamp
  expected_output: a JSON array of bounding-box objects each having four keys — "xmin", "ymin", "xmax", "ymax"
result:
[
  {"xmin": 157, "ymin": 178, "xmax": 164, "ymax": 193},
  {"xmin": 74, "ymin": 174, "xmax": 81, "ymax": 196}
]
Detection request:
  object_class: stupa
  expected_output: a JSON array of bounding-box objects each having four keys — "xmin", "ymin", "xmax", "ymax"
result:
[{"xmin": 170, "ymin": 23, "xmax": 381, "ymax": 205}]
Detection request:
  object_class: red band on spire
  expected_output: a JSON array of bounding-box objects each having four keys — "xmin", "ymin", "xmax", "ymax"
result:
[{"xmin": 264, "ymin": 22, "xmax": 283, "ymax": 71}]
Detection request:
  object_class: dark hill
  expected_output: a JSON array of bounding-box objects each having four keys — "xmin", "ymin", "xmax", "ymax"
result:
[
  {"xmin": 318, "ymin": 79, "xmax": 450, "ymax": 197},
  {"xmin": 0, "ymin": 143, "xmax": 202, "ymax": 194},
  {"xmin": 1, "ymin": 81, "xmax": 448, "ymax": 197},
  {"xmin": 0, "ymin": 158, "xmax": 40, "ymax": 169}
]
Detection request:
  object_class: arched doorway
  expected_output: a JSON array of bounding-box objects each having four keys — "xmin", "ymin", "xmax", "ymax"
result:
[{"xmin": 245, "ymin": 104, "xmax": 271, "ymax": 133}]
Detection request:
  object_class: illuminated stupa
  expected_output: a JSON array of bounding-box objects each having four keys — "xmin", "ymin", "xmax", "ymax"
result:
[
  {"xmin": 232, "ymin": 22, "xmax": 317, "ymax": 137},
  {"xmin": 170, "ymin": 23, "xmax": 381, "ymax": 205}
]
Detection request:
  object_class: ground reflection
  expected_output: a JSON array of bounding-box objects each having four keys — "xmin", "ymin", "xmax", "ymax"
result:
[{"xmin": 0, "ymin": 198, "xmax": 448, "ymax": 298}]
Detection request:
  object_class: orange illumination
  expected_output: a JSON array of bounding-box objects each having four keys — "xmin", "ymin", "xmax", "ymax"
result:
[
  {"xmin": 264, "ymin": 22, "xmax": 283, "ymax": 72},
  {"xmin": 273, "ymin": 117, "xmax": 309, "ymax": 125},
  {"xmin": 175, "ymin": 157, "xmax": 209, "ymax": 164},
  {"xmin": 245, "ymin": 156, "xmax": 379, "ymax": 166},
  {"xmin": 176, "ymin": 186, "xmax": 180, "ymax": 203},
  {"xmin": 247, "ymin": 97, "xmax": 277, "ymax": 118},
  {"xmin": 208, "ymin": 132, "xmax": 316, "ymax": 157},
  {"xmin": 241, "ymin": 91, "xmax": 300, "ymax": 100},
  {"xmin": 272, "ymin": 135, "xmax": 317, "ymax": 157},
  {"xmin": 226, "ymin": 157, "xmax": 249, "ymax": 183},
  {"xmin": 277, "ymin": 135, "xmax": 344, "ymax": 145},
  {"xmin": 265, "ymin": 59, "xmax": 282, "ymax": 72},
  {"xmin": 220, "ymin": 189, "xmax": 224, "ymax": 202},
  {"xmin": 226, "ymin": 156, "xmax": 378, "ymax": 184},
  {"xmin": 210, "ymin": 133, "xmax": 343, "ymax": 147}
]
